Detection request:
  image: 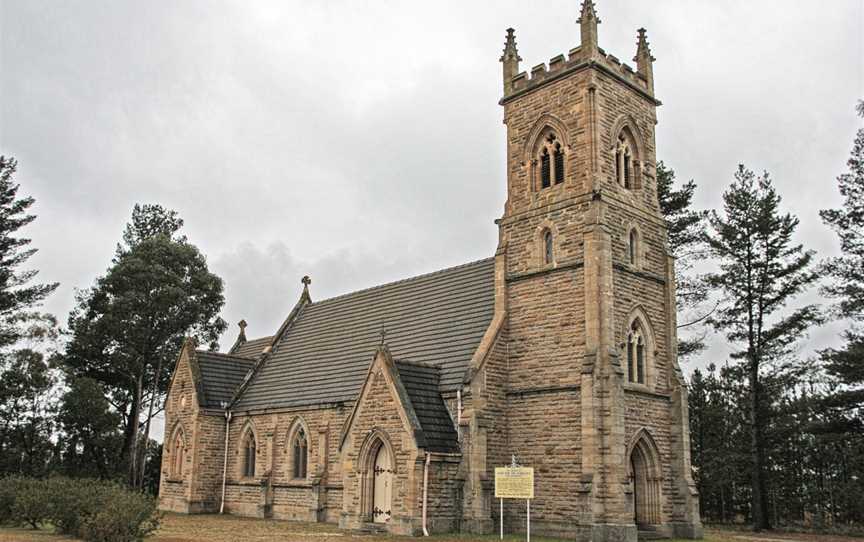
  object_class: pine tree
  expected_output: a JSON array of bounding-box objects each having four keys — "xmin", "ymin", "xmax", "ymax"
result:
[
  {"xmin": 704, "ymin": 166, "xmax": 822, "ymax": 530},
  {"xmin": 656, "ymin": 162, "xmax": 710, "ymax": 357},
  {"xmin": 0, "ymin": 157, "xmax": 58, "ymax": 348},
  {"xmin": 819, "ymin": 100, "xmax": 864, "ymax": 425}
]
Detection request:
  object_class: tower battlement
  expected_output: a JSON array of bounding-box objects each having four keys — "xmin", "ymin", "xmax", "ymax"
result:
[{"xmin": 501, "ymin": 1, "xmax": 657, "ymax": 103}]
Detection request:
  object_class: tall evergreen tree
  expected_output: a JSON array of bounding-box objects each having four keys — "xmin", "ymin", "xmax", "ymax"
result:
[
  {"xmin": 63, "ymin": 204, "xmax": 226, "ymax": 487},
  {"xmin": 819, "ymin": 100, "xmax": 864, "ymax": 425},
  {"xmin": 656, "ymin": 162, "xmax": 710, "ymax": 357},
  {"xmin": 0, "ymin": 157, "xmax": 58, "ymax": 348},
  {"xmin": 704, "ymin": 166, "xmax": 822, "ymax": 530}
]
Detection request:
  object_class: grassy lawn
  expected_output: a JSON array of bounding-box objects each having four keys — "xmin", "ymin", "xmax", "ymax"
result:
[{"xmin": 1, "ymin": 514, "xmax": 862, "ymax": 542}]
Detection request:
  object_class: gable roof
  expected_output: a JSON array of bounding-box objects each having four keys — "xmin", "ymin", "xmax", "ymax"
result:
[
  {"xmin": 230, "ymin": 336, "xmax": 272, "ymax": 359},
  {"xmin": 394, "ymin": 360, "xmax": 459, "ymax": 453},
  {"xmin": 234, "ymin": 257, "xmax": 495, "ymax": 411},
  {"xmin": 195, "ymin": 351, "xmax": 256, "ymax": 408}
]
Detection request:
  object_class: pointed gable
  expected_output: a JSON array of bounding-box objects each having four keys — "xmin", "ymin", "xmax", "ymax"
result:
[{"xmin": 339, "ymin": 348, "xmax": 459, "ymax": 454}]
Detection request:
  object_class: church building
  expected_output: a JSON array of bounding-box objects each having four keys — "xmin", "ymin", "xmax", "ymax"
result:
[{"xmin": 159, "ymin": 3, "xmax": 703, "ymax": 540}]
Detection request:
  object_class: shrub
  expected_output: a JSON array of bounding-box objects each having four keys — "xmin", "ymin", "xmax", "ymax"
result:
[
  {"xmin": 9, "ymin": 477, "xmax": 51, "ymax": 529},
  {"xmin": 46, "ymin": 477, "xmax": 107, "ymax": 536},
  {"xmin": 78, "ymin": 486, "xmax": 161, "ymax": 542},
  {"xmin": 0, "ymin": 476, "xmax": 26, "ymax": 525},
  {"xmin": 0, "ymin": 476, "xmax": 161, "ymax": 540}
]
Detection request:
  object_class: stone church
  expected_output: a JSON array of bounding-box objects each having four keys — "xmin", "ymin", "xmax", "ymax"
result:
[{"xmin": 159, "ymin": 2, "xmax": 703, "ymax": 540}]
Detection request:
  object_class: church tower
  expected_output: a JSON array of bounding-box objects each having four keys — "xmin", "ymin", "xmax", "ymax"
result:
[{"xmin": 475, "ymin": 1, "xmax": 703, "ymax": 539}]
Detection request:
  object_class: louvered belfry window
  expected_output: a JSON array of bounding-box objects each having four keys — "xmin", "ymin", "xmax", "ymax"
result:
[
  {"xmin": 553, "ymin": 143, "xmax": 564, "ymax": 184},
  {"xmin": 538, "ymin": 132, "xmax": 564, "ymax": 190},
  {"xmin": 540, "ymin": 148, "xmax": 551, "ymax": 189}
]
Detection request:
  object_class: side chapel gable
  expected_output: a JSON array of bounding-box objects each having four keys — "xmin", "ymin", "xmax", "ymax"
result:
[{"xmin": 339, "ymin": 345, "xmax": 427, "ymax": 453}]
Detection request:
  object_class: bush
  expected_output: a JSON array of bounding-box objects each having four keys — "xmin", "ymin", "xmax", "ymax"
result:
[
  {"xmin": 0, "ymin": 476, "xmax": 161, "ymax": 540},
  {"xmin": 10, "ymin": 477, "xmax": 51, "ymax": 529},
  {"xmin": 0, "ymin": 476, "xmax": 25, "ymax": 525},
  {"xmin": 78, "ymin": 487, "xmax": 160, "ymax": 542}
]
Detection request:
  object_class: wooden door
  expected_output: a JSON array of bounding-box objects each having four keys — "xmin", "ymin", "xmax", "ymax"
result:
[{"xmin": 372, "ymin": 445, "xmax": 392, "ymax": 523}]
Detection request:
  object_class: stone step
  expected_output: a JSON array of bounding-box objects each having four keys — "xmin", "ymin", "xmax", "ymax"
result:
[
  {"xmin": 638, "ymin": 530, "xmax": 669, "ymax": 541},
  {"xmin": 358, "ymin": 522, "xmax": 388, "ymax": 535}
]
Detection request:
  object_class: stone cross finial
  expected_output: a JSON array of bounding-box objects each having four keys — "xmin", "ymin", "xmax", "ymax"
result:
[
  {"xmin": 500, "ymin": 28, "xmax": 522, "ymax": 95},
  {"xmin": 379, "ymin": 326, "xmax": 388, "ymax": 346},
  {"xmin": 237, "ymin": 319, "xmax": 248, "ymax": 342},
  {"xmin": 301, "ymin": 275, "xmax": 311, "ymax": 286}
]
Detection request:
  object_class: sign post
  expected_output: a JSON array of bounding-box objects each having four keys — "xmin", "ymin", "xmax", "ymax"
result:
[{"xmin": 494, "ymin": 456, "xmax": 534, "ymax": 541}]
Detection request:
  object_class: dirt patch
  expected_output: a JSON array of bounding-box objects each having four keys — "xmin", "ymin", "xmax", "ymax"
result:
[{"xmin": 1, "ymin": 516, "xmax": 862, "ymax": 542}]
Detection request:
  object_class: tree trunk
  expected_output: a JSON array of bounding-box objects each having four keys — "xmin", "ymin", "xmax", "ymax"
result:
[
  {"xmin": 137, "ymin": 354, "xmax": 164, "ymax": 488},
  {"xmin": 749, "ymin": 360, "xmax": 770, "ymax": 531},
  {"xmin": 127, "ymin": 373, "xmax": 144, "ymax": 487}
]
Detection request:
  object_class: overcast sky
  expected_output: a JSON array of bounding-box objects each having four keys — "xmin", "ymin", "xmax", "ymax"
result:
[{"xmin": 2, "ymin": 0, "xmax": 862, "ymax": 381}]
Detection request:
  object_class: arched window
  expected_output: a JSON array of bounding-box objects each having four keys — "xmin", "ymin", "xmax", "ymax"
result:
[
  {"xmin": 171, "ymin": 430, "xmax": 184, "ymax": 477},
  {"xmin": 242, "ymin": 431, "xmax": 256, "ymax": 478},
  {"xmin": 543, "ymin": 230, "xmax": 554, "ymax": 265},
  {"xmin": 292, "ymin": 427, "xmax": 308, "ymax": 479},
  {"xmin": 537, "ymin": 132, "xmax": 564, "ymax": 190},
  {"xmin": 615, "ymin": 135, "xmax": 634, "ymax": 189},
  {"xmin": 629, "ymin": 229, "xmax": 638, "ymax": 265},
  {"xmin": 627, "ymin": 321, "xmax": 646, "ymax": 384}
]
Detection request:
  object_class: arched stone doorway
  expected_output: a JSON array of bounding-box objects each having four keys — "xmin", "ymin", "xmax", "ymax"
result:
[
  {"xmin": 371, "ymin": 442, "xmax": 393, "ymax": 523},
  {"xmin": 629, "ymin": 431, "xmax": 662, "ymax": 527},
  {"xmin": 360, "ymin": 434, "xmax": 394, "ymax": 525}
]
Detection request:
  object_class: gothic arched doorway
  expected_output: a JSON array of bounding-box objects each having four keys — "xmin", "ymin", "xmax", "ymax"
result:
[
  {"xmin": 370, "ymin": 439, "xmax": 393, "ymax": 524},
  {"xmin": 629, "ymin": 432, "xmax": 662, "ymax": 527}
]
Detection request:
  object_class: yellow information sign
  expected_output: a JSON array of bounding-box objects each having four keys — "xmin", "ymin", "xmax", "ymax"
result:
[{"xmin": 494, "ymin": 466, "xmax": 534, "ymax": 499}]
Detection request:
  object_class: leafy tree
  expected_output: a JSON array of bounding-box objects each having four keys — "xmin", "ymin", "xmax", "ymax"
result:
[
  {"xmin": 57, "ymin": 377, "xmax": 123, "ymax": 479},
  {"xmin": 0, "ymin": 347, "xmax": 57, "ymax": 476},
  {"xmin": 656, "ymin": 162, "xmax": 710, "ymax": 358},
  {"xmin": 64, "ymin": 204, "xmax": 226, "ymax": 487},
  {"xmin": 704, "ymin": 166, "xmax": 822, "ymax": 530},
  {"xmin": 0, "ymin": 157, "xmax": 59, "ymax": 349}
]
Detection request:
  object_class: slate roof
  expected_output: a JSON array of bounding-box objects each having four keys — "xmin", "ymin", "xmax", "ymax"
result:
[
  {"xmin": 395, "ymin": 360, "xmax": 459, "ymax": 453},
  {"xmin": 234, "ymin": 257, "xmax": 495, "ymax": 411},
  {"xmin": 231, "ymin": 336, "xmax": 272, "ymax": 359},
  {"xmin": 195, "ymin": 352, "xmax": 256, "ymax": 408}
]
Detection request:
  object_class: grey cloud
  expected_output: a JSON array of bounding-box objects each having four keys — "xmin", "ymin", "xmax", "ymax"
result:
[{"xmin": 1, "ymin": 0, "xmax": 861, "ymax": 385}]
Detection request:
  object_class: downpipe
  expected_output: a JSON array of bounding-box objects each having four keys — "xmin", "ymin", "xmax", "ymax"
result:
[
  {"xmin": 220, "ymin": 410, "xmax": 232, "ymax": 514},
  {"xmin": 422, "ymin": 452, "xmax": 431, "ymax": 536}
]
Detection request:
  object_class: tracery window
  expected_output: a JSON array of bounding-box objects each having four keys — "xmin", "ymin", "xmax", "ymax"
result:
[
  {"xmin": 538, "ymin": 132, "xmax": 564, "ymax": 189},
  {"xmin": 292, "ymin": 427, "xmax": 308, "ymax": 479},
  {"xmin": 543, "ymin": 230, "xmax": 554, "ymax": 265},
  {"xmin": 615, "ymin": 135, "xmax": 634, "ymax": 189},
  {"xmin": 626, "ymin": 320, "xmax": 646, "ymax": 384},
  {"xmin": 242, "ymin": 431, "xmax": 256, "ymax": 478}
]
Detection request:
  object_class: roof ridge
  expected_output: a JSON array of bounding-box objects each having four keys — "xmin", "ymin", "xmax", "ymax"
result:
[{"xmin": 311, "ymin": 256, "xmax": 494, "ymax": 307}]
